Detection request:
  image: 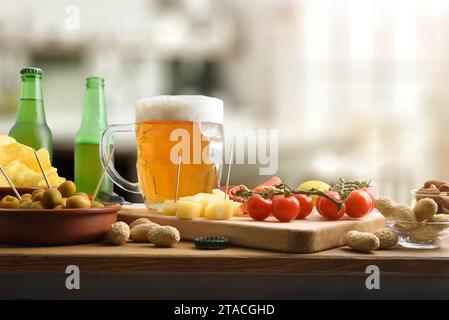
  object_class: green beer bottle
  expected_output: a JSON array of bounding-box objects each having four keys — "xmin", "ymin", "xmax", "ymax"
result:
[
  {"xmin": 75, "ymin": 76, "xmax": 113, "ymax": 197},
  {"xmin": 9, "ymin": 68, "xmax": 53, "ymax": 158}
]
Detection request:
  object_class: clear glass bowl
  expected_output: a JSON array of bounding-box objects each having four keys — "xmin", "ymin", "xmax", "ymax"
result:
[
  {"xmin": 386, "ymin": 220, "xmax": 449, "ymax": 249},
  {"xmin": 411, "ymin": 189, "xmax": 449, "ymax": 214}
]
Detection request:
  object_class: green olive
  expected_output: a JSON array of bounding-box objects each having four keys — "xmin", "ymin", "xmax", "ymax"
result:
[
  {"xmin": 54, "ymin": 204, "xmax": 66, "ymax": 210},
  {"xmin": 74, "ymin": 192, "xmax": 89, "ymax": 198},
  {"xmin": 19, "ymin": 197, "xmax": 32, "ymax": 208},
  {"xmin": 21, "ymin": 193, "xmax": 32, "ymax": 199},
  {"xmin": 42, "ymin": 189, "xmax": 63, "ymax": 209},
  {"xmin": 57, "ymin": 181, "xmax": 76, "ymax": 198},
  {"xmin": 61, "ymin": 198, "xmax": 67, "ymax": 207},
  {"xmin": 32, "ymin": 189, "xmax": 45, "ymax": 201},
  {"xmin": 90, "ymin": 201, "xmax": 104, "ymax": 208},
  {"xmin": 30, "ymin": 201, "xmax": 44, "ymax": 209},
  {"xmin": 20, "ymin": 201, "xmax": 32, "ymax": 209},
  {"xmin": 0, "ymin": 195, "xmax": 19, "ymax": 209},
  {"xmin": 66, "ymin": 195, "xmax": 91, "ymax": 209}
]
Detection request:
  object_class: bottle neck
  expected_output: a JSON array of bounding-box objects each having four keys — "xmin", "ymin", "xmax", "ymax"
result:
[
  {"xmin": 79, "ymin": 84, "xmax": 108, "ymax": 132},
  {"xmin": 16, "ymin": 75, "xmax": 46, "ymax": 124},
  {"xmin": 20, "ymin": 75, "xmax": 43, "ymax": 100}
]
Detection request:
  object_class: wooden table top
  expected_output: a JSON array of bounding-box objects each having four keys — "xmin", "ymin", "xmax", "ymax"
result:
[{"xmin": 0, "ymin": 241, "xmax": 449, "ymax": 277}]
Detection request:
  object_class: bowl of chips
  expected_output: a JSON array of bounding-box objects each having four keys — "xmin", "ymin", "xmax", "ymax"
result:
[
  {"xmin": 0, "ymin": 203, "xmax": 120, "ymax": 246},
  {"xmin": 0, "ymin": 135, "xmax": 66, "ymax": 189},
  {"xmin": 0, "ymin": 135, "xmax": 121, "ymax": 246}
]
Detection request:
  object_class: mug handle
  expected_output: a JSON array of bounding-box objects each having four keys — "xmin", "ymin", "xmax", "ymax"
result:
[{"xmin": 100, "ymin": 124, "xmax": 141, "ymax": 194}]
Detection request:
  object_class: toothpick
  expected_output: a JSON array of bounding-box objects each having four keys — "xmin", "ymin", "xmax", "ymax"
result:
[
  {"xmin": 224, "ymin": 139, "xmax": 234, "ymax": 200},
  {"xmin": 33, "ymin": 149, "xmax": 51, "ymax": 189},
  {"xmin": 0, "ymin": 165, "xmax": 21, "ymax": 199},
  {"xmin": 175, "ymin": 150, "xmax": 182, "ymax": 203},
  {"xmin": 92, "ymin": 146, "xmax": 115, "ymax": 201}
]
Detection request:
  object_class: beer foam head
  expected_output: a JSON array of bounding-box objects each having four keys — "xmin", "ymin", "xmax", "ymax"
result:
[{"xmin": 136, "ymin": 95, "xmax": 223, "ymax": 124}]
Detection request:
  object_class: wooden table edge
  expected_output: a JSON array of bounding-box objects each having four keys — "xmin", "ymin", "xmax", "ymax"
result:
[{"xmin": 0, "ymin": 251, "xmax": 449, "ymax": 277}]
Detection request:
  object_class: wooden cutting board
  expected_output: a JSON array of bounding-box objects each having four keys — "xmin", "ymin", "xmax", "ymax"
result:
[{"xmin": 119, "ymin": 204, "xmax": 385, "ymax": 253}]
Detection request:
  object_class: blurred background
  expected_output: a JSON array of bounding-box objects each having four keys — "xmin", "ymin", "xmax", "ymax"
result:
[{"xmin": 1, "ymin": 0, "xmax": 448, "ymax": 202}]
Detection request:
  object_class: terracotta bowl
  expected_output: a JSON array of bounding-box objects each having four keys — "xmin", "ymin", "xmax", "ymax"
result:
[
  {"xmin": 0, "ymin": 203, "xmax": 120, "ymax": 246},
  {"xmin": 0, "ymin": 187, "xmax": 45, "ymax": 199}
]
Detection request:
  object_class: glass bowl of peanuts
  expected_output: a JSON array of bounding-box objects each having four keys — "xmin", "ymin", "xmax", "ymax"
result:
[
  {"xmin": 386, "ymin": 219, "xmax": 449, "ymax": 249},
  {"xmin": 411, "ymin": 189, "xmax": 449, "ymax": 215},
  {"xmin": 377, "ymin": 193, "xmax": 449, "ymax": 249}
]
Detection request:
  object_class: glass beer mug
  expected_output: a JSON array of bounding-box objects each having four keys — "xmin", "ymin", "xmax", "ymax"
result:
[{"xmin": 100, "ymin": 95, "xmax": 224, "ymax": 210}]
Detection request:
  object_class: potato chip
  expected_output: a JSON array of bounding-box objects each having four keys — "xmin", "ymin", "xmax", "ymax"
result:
[
  {"xmin": 0, "ymin": 136, "xmax": 65, "ymax": 187},
  {"xmin": 0, "ymin": 143, "xmax": 31, "ymax": 168},
  {"xmin": 13, "ymin": 164, "xmax": 42, "ymax": 187},
  {"xmin": 0, "ymin": 143, "xmax": 52, "ymax": 172},
  {"xmin": 44, "ymin": 170, "xmax": 65, "ymax": 186},
  {"xmin": 0, "ymin": 135, "xmax": 16, "ymax": 147},
  {"xmin": 24, "ymin": 148, "xmax": 52, "ymax": 172},
  {"xmin": 0, "ymin": 174, "xmax": 7, "ymax": 187},
  {"xmin": 38, "ymin": 175, "xmax": 65, "ymax": 187}
]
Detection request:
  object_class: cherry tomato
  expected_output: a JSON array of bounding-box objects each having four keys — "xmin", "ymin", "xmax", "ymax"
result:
[
  {"xmin": 345, "ymin": 190, "xmax": 373, "ymax": 218},
  {"xmin": 293, "ymin": 194, "xmax": 314, "ymax": 219},
  {"xmin": 272, "ymin": 195, "xmax": 300, "ymax": 222},
  {"xmin": 247, "ymin": 194, "xmax": 272, "ymax": 221},
  {"xmin": 363, "ymin": 187, "xmax": 378, "ymax": 212},
  {"xmin": 316, "ymin": 191, "xmax": 346, "ymax": 220}
]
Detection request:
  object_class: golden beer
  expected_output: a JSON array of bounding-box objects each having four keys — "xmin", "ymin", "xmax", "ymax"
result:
[
  {"xmin": 100, "ymin": 95, "xmax": 224, "ymax": 210},
  {"xmin": 136, "ymin": 120, "xmax": 223, "ymax": 206}
]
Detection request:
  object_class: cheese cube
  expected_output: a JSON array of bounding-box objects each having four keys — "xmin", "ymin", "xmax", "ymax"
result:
[
  {"xmin": 205, "ymin": 199, "xmax": 234, "ymax": 220},
  {"xmin": 176, "ymin": 200, "xmax": 202, "ymax": 220},
  {"xmin": 212, "ymin": 189, "xmax": 229, "ymax": 199},
  {"xmin": 194, "ymin": 193, "xmax": 220, "ymax": 199},
  {"xmin": 179, "ymin": 195, "xmax": 204, "ymax": 217},
  {"xmin": 162, "ymin": 200, "xmax": 178, "ymax": 216},
  {"xmin": 196, "ymin": 198, "xmax": 211, "ymax": 217},
  {"xmin": 232, "ymin": 201, "xmax": 244, "ymax": 216}
]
